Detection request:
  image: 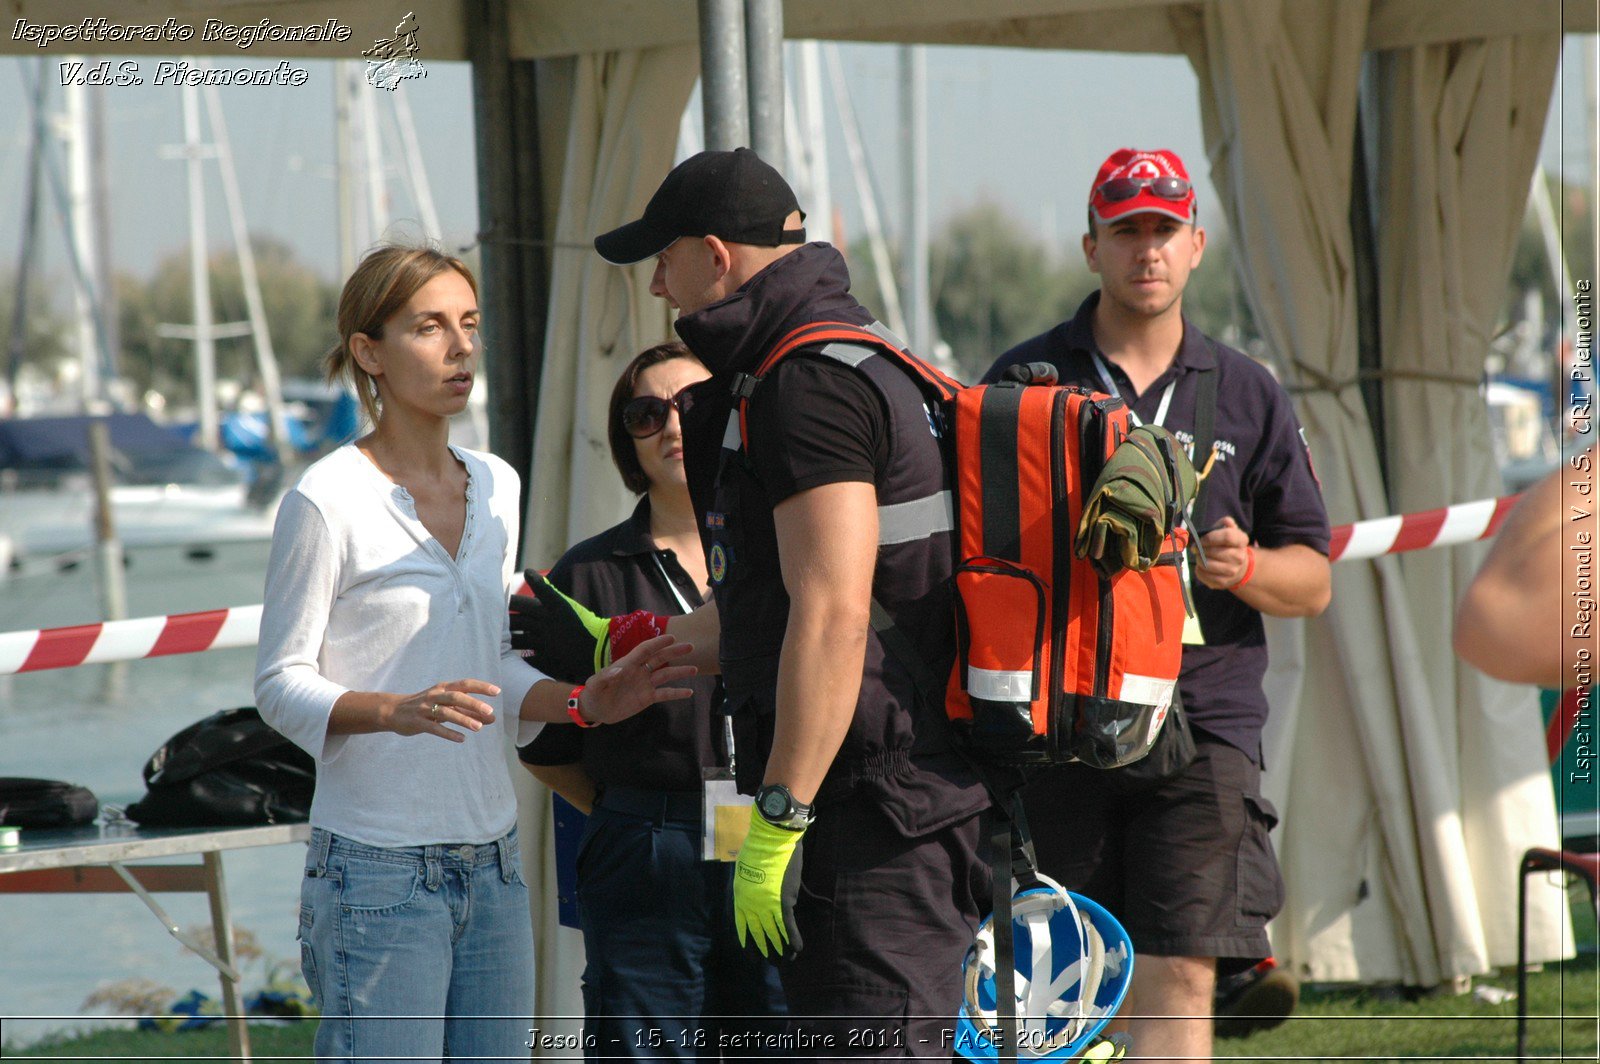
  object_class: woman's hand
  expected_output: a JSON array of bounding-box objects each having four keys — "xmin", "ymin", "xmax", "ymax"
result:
[
  {"xmin": 387, "ymin": 679, "xmax": 501, "ymax": 742},
  {"xmin": 577, "ymin": 634, "xmax": 697, "ymax": 725}
]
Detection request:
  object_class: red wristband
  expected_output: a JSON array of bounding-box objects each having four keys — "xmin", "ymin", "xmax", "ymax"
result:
[
  {"xmin": 1232, "ymin": 547, "xmax": 1257, "ymax": 590},
  {"xmin": 609, "ymin": 610, "xmax": 669, "ymax": 663},
  {"xmin": 566, "ymin": 685, "xmax": 598, "ymax": 728}
]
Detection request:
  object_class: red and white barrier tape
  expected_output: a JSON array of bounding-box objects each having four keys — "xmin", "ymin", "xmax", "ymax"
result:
[
  {"xmin": 1327, "ymin": 494, "xmax": 1522, "ymax": 562},
  {"xmin": 0, "ymin": 495, "xmax": 1529, "ymax": 675},
  {"xmin": 0, "ymin": 605, "xmax": 261, "ymax": 676}
]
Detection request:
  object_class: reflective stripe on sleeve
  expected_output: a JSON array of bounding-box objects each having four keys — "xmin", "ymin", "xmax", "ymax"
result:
[{"xmin": 878, "ymin": 490, "xmax": 954, "ymax": 545}]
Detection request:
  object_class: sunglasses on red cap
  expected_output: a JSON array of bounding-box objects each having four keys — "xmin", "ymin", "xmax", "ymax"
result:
[
  {"xmin": 1096, "ymin": 176, "xmax": 1192, "ymax": 203},
  {"xmin": 621, "ymin": 392, "xmax": 691, "ymax": 438}
]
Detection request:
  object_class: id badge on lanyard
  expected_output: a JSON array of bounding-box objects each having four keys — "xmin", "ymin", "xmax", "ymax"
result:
[
  {"xmin": 1092, "ymin": 354, "xmax": 1205, "ymax": 645},
  {"xmin": 656, "ymin": 553, "xmax": 755, "ymax": 860}
]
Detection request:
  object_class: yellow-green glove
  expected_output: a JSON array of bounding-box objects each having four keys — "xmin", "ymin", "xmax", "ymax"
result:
[
  {"xmin": 732, "ymin": 807, "xmax": 806, "ymax": 959},
  {"xmin": 508, "ymin": 572, "xmax": 612, "ymax": 679},
  {"xmin": 509, "ymin": 571, "xmax": 672, "ymax": 683}
]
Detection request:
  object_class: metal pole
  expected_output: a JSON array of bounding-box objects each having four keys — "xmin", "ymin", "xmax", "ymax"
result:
[
  {"xmin": 795, "ymin": 42, "xmax": 833, "ymax": 245},
  {"xmin": 88, "ymin": 421, "xmax": 126, "ymax": 622},
  {"xmin": 65, "ymin": 75, "xmax": 102, "ymax": 410},
  {"xmin": 5, "ymin": 60, "xmax": 50, "ymax": 410},
  {"xmin": 698, "ymin": 0, "xmax": 749, "ymax": 151},
  {"xmin": 88, "ymin": 85, "xmax": 120, "ymax": 389},
  {"xmin": 900, "ymin": 45, "xmax": 931, "ymax": 357},
  {"xmin": 361, "ymin": 84, "xmax": 389, "ymax": 241},
  {"xmin": 743, "ymin": 0, "xmax": 783, "ymax": 168},
  {"xmin": 202, "ymin": 82, "xmax": 292, "ymax": 466},
  {"xmin": 334, "ymin": 66, "xmax": 357, "ymax": 276},
  {"xmin": 181, "ymin": 85, "xmax": 219, "ymax": 453},
  {"xmin": 391, "ymin": 91, "xmax": 444, "ymax": 242},
  {"xmin": 824, "ymin": 44, "xmax": 908, "ymax": 340}
]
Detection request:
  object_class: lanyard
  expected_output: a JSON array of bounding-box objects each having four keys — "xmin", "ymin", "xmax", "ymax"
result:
[
  {"xmin": 651, "ymin": 550, "xmax": 736, "ymax": 774},
  {"xmin": 1091, "ymin": 352, "xmax": 1175, "ymax": 429},
  {"xmin": 650, "ymin": 552, "xmax": 695, "ymax": 614},
  {"xmin": 1093, "ymin": 351, "xmax": 1205, "ymax": 626}
]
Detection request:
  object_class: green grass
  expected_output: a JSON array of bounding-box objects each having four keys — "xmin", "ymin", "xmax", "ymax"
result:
[
  {"xmin": 1, "ymin": 1022, "xmax": 316, "ymax": 1061},
  {"xmin": 1212, "ymin": 951, "xmax": 1597, "ymax": 1062},
  {"xmin": 6, "ymin": 962, "xmax": 1594, "ymax": 1064},
  {"xmin": 6, "ymin": 890, "xmax": 1597, "ymax": 1061}
]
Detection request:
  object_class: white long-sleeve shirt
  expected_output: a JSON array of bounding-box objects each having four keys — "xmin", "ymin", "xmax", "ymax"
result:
[{"xmin": 254, "ymin": 443, "xmax": 546, "ymax": 847}]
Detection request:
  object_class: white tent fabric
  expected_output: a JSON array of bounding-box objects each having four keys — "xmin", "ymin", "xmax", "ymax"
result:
[
  {"xmin": 1177, "ymin": 0, "xmax": 1568, "ymax": 983},
  {"xmin": 1374, "ymin": 34, "xmax": 1569, "ymax": 969},
  {"xmin": 510, "ymin": 44, "xmax": 698, "ymax": 1042},
  {"xmin": 520, "ymin": 47, "xmax": 699, "ymax": 569}
]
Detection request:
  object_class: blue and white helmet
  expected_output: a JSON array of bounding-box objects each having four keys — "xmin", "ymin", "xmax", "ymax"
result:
[{"xmin": 954, "ymin": 876, "xmax": 1134, "ymax": 1061}]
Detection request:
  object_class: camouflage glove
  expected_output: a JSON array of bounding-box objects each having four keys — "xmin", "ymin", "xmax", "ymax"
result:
[{"xmin": 1075, "ymin": 425, "xmax": 1197, "ymax": 577}]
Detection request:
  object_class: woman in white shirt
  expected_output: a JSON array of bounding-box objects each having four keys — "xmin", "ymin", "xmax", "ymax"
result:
[{"xmin": 255, "ymin": 245, "xmax": 693, "ymax": 1063}]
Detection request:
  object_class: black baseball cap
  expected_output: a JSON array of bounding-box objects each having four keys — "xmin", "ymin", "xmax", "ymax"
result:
[{"xmin": 594, "ymin": 148, "xmax": 807, "ymax": 265}]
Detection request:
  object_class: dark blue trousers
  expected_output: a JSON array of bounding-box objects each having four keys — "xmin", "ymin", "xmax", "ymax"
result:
[{"xmin": 577, "ymin": 796, "xmax": 788, "ymax": 1061}]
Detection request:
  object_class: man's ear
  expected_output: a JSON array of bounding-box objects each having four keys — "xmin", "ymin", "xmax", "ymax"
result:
[
  {"xmin": 704, "ymin": 235, "xmax": 733, "ymax": 281},
  {"xmin": 1082, "ymin": 231, "xmax": 1100, "ymax": 274},
  {"xmin": 1190, "ymin": 224, "xmax": 1207, "ymax": 267},
  {"xmin": 350, "ymin": 333, "xmax": 384, "ymax": 378}
]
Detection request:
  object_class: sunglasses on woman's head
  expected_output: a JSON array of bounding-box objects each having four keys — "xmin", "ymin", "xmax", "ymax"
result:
[
  {"xmin": 1096, "ymin": 176, "xmax": 1192, "ymax": 202},
  {"xmin": 621, "ymin": 392, "xmax": 691, "ymax": 439}
]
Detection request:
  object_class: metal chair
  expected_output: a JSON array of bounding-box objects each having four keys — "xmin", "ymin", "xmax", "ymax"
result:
[{"xmin": 1516, "ymin": 847, "xmax": 1599, "ymax": 1059}]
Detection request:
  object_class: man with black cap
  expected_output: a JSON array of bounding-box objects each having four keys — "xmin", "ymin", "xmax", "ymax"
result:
[
  {"xmin": 981, "ymin": 148, "xmax": 1331, "ymax": 1063},
  {"xmin": 551, "ymin": 147, "xmax": 989, "ymax": 1055}
]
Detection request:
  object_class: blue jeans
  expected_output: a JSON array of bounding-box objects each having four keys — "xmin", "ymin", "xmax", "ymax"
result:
[
  {"xmin": 577, "ymin": 796, "xmax": 788, "ymax": 1060},
  {"xmin": 298, "ymin": 827, "xmax": 535, "ymax": 1063}
]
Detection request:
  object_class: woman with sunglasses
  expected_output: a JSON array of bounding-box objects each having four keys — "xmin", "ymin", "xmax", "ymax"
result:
[
  {"xmin": 255, "ymin": 246, "xmax": 693, "ymax": 1062},
  {"xmin": 519, "ymin": 341, "xmax": 787, "ymax": 1058}
]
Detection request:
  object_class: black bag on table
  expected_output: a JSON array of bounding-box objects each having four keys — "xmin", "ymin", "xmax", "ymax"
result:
[
  {"xmin": 125, "ymin": 707, "xmax": 315, "ymax": 827},
  {"xmin": 0, "ymin": 777, "xmax": 99, "ymax": 828}
]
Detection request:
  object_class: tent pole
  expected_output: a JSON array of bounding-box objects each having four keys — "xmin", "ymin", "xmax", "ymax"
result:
[
  {"xmin": 744, "ymin": 0, "xmax": 784, "ymax": 167},
  {"xmin": 698, "ymin": 0, "xmax": 749, "ymax": 150},
  {"xmin": 467, "ymin": 0, "xmax": 548, "ymax": 533}
]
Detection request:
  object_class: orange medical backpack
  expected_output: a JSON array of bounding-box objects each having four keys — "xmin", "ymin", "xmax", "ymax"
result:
[{"xmin": 735, "ymin": 321, "xmax": 1190, "ymax": 769}]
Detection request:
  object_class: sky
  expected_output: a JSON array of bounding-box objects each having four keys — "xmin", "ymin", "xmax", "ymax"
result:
[{"xmin": 0, "ymin": 37, "xmax": 1592, "ymax": 289}]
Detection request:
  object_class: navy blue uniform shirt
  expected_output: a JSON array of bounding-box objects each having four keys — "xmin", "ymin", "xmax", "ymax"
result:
[
  {"xmin": 517, "ymin": 496, "xmax": 727, "ymax": 790},
  {"xmin": 982, "ymin": 291, "xmax": 1330, "ymax": 759}
]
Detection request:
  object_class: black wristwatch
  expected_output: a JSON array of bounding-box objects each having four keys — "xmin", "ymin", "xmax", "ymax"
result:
[{"xmin": 754, "ymin": 784, "xmax": 815, "ymax": 831}]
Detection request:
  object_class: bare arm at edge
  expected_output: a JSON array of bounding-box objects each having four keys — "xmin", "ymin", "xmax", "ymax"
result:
[{"xmin": 1455, "ymin": 445, "xmax": 1599, "ymax": 687}]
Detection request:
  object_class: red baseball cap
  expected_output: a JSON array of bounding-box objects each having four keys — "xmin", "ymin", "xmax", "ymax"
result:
[{"xmin": 1089, "ymin": 148, "xmax": 1196, "ymax": 225}]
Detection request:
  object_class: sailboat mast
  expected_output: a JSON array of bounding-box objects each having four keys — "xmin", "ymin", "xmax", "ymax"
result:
[
  {"xmin": 5, "ymin": 60, "xmax": 50, "ymax": 412},
  {"xmin": 201, "ymin": 84, "xmax": 291, "ymax": 465},
  {"xmin": 181, "ymin": 85, "xmax": 219, "ymax": 452},
  {"xmin": 65, "ymin": 76, "xmax": 102, "ymax": 410},
  {"xmin": 900, "ymin": 45, "xmax": 932, "ymax": 361}
]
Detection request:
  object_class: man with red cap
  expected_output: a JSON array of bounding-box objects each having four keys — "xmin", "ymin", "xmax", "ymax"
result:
[{"xmin": 982, "ymin": 148, "xmax": 1332, "ymax": 1062}]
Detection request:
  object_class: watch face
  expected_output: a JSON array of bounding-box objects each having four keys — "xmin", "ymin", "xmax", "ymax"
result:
[{"xmin": 759, "ymin": 789, "xmax": 789, "ymax": 820}]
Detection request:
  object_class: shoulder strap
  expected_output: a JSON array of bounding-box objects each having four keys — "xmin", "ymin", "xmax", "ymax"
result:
[
  {"xmin": 734, "ymin": 321, "xmax": 961, "ymax": 450},
  {"xmin": 1190, "ymin": 364, "xmax": 1219, "ymax": 521}
]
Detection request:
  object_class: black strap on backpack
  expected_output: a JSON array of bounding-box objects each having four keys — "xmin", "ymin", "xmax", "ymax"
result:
[
  {"xmin": 1190, "ymin": 364, "xmax": 1219, "ymax": 525},
  {"xmin": 869, "ymin": 600, "xmax": 1037, "ymax": 1061},
  {"xmin": 987, "ymin": 791, "xmax": 1044, "ymax": 1064}
]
